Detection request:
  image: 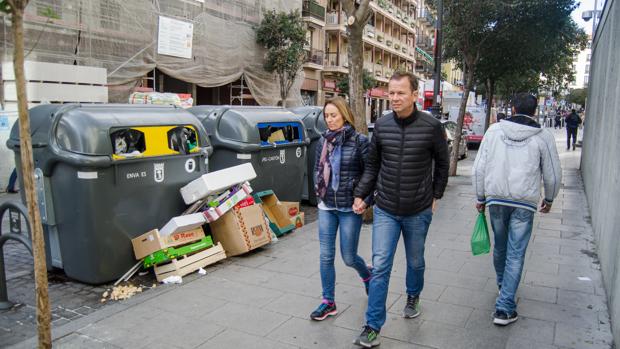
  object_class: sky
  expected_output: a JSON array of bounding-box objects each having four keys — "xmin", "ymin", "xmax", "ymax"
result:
[{"xmin": 572, "ymin": 0, "xmax": 605, "ymax": 35}]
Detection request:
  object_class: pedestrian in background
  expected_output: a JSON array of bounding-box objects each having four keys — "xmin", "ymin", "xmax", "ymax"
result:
[
  {"xmin": 352, "ymin": 71, "xmax": 449, "ymax": 347},
  {"xmin": 472, "ymin": 93, "xmax": 561, "ymax": 326},
  {"xmin": 565, "ymin": 109, "xmax": 582, "ymax": 150},
  {"xmin": 310, "ymin": 96, "xmax": 373, "ymax": 321}
]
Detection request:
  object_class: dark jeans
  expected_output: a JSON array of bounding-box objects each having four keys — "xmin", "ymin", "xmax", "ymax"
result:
[{"xmin": 567, "ymin": 128, "xmax": 578, "ymax": 149}]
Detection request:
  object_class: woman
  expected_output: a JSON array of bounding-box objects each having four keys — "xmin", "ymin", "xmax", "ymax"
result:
[{"xmin": 310, "ymin": 97, "xmax": 372, "ymax": 321}]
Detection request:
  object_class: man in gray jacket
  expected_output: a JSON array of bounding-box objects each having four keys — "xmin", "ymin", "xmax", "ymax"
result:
[{"xmin": 472, "ymin": 93, "xmax": 561, "ymax": 326}]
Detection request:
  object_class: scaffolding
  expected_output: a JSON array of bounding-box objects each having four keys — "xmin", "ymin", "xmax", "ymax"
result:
[{"xmin": 0, "ymin": 0, "xmax": 303, "ymax": 106}]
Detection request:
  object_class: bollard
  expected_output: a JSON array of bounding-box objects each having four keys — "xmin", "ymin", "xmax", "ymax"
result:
[{"xmin": 0, "ymin": 201, "xmax": 33, "ymax": 310}]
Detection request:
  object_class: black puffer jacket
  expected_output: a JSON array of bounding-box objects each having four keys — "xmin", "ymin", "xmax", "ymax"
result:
[
  {"xmin": 314, "ymin": 128, "xmax": 371, "ymax": 209},
  {"xmin": 354, "ymin": 110, "xmax": 449, "ymax": 216}
]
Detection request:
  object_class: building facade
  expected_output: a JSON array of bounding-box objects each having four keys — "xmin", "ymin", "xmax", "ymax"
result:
[{"xmin": 569, "ymin": 36, "xmax": 593, "ymax": 89}]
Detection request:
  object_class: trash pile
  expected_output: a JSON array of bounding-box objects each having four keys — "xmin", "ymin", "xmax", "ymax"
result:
[{"xmin": 129, "ymin": 162, "xmax": 304, "ymax": 285}]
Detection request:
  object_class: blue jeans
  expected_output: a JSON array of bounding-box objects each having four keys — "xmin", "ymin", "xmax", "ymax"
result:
[
  {"xmin": 489, "ymin": 205, "xmax": 535, "ymax": 314},
  {"xmin": 366, "ymin": 206, "xmax": 433, "ymax": 330},
  {"xmin": 318, "ymin": 209, "xmax": 371, "ymax": 302}
]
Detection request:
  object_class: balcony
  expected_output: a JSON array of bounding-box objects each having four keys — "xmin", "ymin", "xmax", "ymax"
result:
[
  {"xmin": 302, "ymin": 0, "xmax": 326, "ymax": 22},
  {"xmin": 304, "ymin": 49, "xmax": 324, "ymax": 69},
  {"xmin": 324, "ymin": 52, "xmax": 349, "ymax": 73},
  {"xmin": 419, "ymin": 8, "xmax": 435, "ymax": 27}
]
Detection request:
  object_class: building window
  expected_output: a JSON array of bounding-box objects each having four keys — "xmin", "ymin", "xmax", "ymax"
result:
[
  {"xmin": 101, "ymin": 0, "xmax": 121, "ymax": 30},
  {"xmin": 36, "ymin": 0, "xmax": 62, "ymax": 19},
  {"xmin": 587, "ymin": 54, "xmax": 591, "ymax": 62},
  {"xmin": 585, "ymin": 64, "xmax": 590, "ymax": 74},
  {"xmin": 584, "ymin": 75, "xmax": 589, "ymax": 85}
]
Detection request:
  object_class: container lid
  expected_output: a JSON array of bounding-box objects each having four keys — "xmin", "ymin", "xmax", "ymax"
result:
[
  {"xmin": 8, "ymin": 104, "xmax": 210, "ymax": 156},
  {"xmin": 289, "ymin": 106, "xmax": 326, "ymax": 140}
]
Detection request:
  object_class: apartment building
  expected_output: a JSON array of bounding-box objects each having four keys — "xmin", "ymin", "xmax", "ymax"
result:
[
  {"xmin": 569, "ymin": 36, "xmax": 592, "ymax": 89},
  {"xmin": 301, "ymin": 0, "xmax": 436, "ymax": 122}
]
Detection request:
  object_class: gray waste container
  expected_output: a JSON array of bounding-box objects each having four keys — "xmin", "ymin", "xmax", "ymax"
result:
[
  {"xmin": 189, "ymin": 106, "xmax": 309, "ymax": 202},
  {"xmin": 6, "ymin": 104, "xmax": 212, "ymax": 284},
  {"xmin": 289, "ymin": 106, "xmax": 327, "ymax": 206}
]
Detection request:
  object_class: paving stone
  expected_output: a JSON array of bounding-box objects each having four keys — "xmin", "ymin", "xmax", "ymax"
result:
[
  {"xmin": 265, "ymin": 292, "xmax": 334, "ymax": 320},
  {"xmin": 438, "ymin": 286, "xmax": 498, "ymax": 311},
  {"xmin": 268, "ymin": 317, "xmax": 358, "ymax": 348},
  {"xmin": 465, "ymin": 309, "xmax": 555, "ymax": 344},
  {"xmin": 142, "ymin": 285, "xmax": 228, "ymax": 319},
  {"xmin": 517, "ymin": 299, "xmax": 600, "ymax": 329},
  {"xmin": 197, "ymin": 329, "xmax": 297, "ymax": 349},
  {"xmin": 524, "ymin": 271, "xmax": 596, "ymax": 294},
  {"xmin": 557, "ymin": 289, "xmax": 608, "ymax": 312},
  {"xmin": 388, "ymin": 298, "xmax": 474, "ymax": 327},
  {"xmin": 202, "ymin": 303, "xmax": 290, "ymax": 337},
  {"xmin": 54, "ymin": 333, "xmax": 120, "ymax": 349},
  {"xmin": 183, "ymin": 276, "xmax": 284, "ymax": 307},
  {"xmin": 516, "ymin": 284, "xmax": 558, "ymax": 304},
  {"xmin": 554, "ymin": 322, "xmax": 614, "ymax": 349},
  {"xmin": 410, "ymin": 320, "xmax": 507, "ymax": 349},
  {"xmin": 79, "ymin": 305, "xmax": 225, "ymax": 349},
  {"xmin": 505, "ymin": 337, "xmax": 560, "ymax": 349},
  {"xmin": 424, "ymin": 269, "xmax": 490, "ymax": 291},
  {"xmin": 535, "ymin": 228, "xmax": 562, "ymax": 238}
]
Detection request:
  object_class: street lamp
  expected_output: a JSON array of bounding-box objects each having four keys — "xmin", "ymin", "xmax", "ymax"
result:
[
  {"xmin": 582, "ymin": 1, "xmax": 602, "ymax": 38},
  {"xmin": 431, "ymin": 0, "xmax": 443, "ymax": 118}
]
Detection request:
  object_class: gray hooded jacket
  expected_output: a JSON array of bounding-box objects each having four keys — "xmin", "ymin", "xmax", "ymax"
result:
[{"xmin": 472, "ymin": 116, "xmax": 562, "ymax": 211}]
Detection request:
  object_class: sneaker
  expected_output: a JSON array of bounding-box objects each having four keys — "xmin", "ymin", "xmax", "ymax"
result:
[
  {"xmin": 310, "ymin": 300, "xmax": 337, "ymax": 321},
  {"xmin": 353, "ymin": 325, "xmax": 380, "ymax": 348},
  {"xmin": 403, "ymin": 295, "xmax": 421, "ymax": 318},
  {"xmin": 573, "ymin": 144, "xmax": 576, "ymax": 150},
  {"xmin": 493, "ymin": 310, "xmax": 518, "ymax": 326}
]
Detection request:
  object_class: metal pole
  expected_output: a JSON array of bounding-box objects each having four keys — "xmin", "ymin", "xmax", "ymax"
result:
[
  {"xmin": 592, "ymin": 0, "xmax": 597, "ymax": 38},
  {"xmin": 432, "ymin": 0, "xmax": 443, "ymax": 118}
]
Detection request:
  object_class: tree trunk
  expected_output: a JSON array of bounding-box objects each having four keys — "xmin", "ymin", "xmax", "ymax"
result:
[
  {"xmin": 484, "ymin": 78, "xmax": 494, "ymax": 131},
  {"xmin": 347, "ymin": 19, "xmax": 367, "ymax": 134},
  {"xmin": 449, "ymin": 62, "xmax": 475, "ymax": 176},
  {"xmin": 11, "ymin": 6, "xmax": 52, "ymax": 348}
]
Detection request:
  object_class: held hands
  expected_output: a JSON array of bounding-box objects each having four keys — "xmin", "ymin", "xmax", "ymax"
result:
[
  {"xmin": 352, "ymin": 197, "xmax": 368, "ymax": 215},
  {"xmin": 475, "ymin": 202, "xmax": 485, "ymax": 213}
]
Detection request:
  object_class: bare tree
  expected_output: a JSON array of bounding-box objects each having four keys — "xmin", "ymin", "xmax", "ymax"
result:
[
  {"xmin": 0, "ymin": 0, "xmax": 52, "ymax": 347},
  {"xmin": 340, "ymin": 0, "xmax": 372, "ymax": 134}
]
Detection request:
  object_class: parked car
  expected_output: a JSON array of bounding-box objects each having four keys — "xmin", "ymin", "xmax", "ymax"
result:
[{"xmin": 441, "ymin": 120, "xmax": 468, "ymax": 160}]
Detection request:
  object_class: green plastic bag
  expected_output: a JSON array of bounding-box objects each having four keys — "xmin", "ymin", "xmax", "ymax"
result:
[{"xmin": 471, "ymin": 212, "xmax": 491, "ymax": 256}]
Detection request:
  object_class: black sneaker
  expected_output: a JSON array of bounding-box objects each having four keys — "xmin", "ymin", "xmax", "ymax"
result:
[
  {"xmin": 310, "ymin": 301, "xmax": 337, "ymax": 321},
  {"xmin": 403, "ymin": 295, "xmax": 420, "ymax": 318},
  {"xmin": 353, "ymin": 325, "xmax": 380, "ymax": 348},
  {"xmin": 493, "ymin": 310, "xmax": 518, "ymax": 326}
]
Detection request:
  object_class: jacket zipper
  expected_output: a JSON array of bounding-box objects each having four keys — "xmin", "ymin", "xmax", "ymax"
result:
[{"xmin": 396, "ymin": 124, "xmax": 405, "ymax": 213}]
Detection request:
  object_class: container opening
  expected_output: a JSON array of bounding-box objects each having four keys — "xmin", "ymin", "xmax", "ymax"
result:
[
  {"xmin": 111, "ymin": 129, "xmax": 146, "ymax": 156},
  {"xmin": 257, "ymin": 122, "xmax": 303, "ymax": 146},
  {"xmin": 167, "ymin": 126, "xmax": 198, "ymax": 155}
]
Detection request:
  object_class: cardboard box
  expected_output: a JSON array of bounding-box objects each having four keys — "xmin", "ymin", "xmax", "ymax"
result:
[
  {"xmin": 210, "ymin": 204, "xmax": 272, "ymax": 256},
  {"xmin": 180, "ymin": 163, "xmax": 257, "ymax": 204},
  {"xmin": 132, "ymin": 227, "xmax": 205, "ymax": 260},
  {"xmin": 280, "ymin": 201, "xmax": 300, "ymax": 218},
  {"xmin": 160, "ymin": 213, "xmax": 206, "ymax": 236},
  {"xmin": 154, "ymin": 243, "xmax": 227, "ymax": 282},
  {"xmin": 203, "ymin": 183, "xmax": 252, "ymax": 223},
  {"xmin": 291, "ymin": 212, "xmax": 305, "ymax": 229},
  {"xmin": 253, "ymin": 190, "xmax": 295, "ymax": 236}
]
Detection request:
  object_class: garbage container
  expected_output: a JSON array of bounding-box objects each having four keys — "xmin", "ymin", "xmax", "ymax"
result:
[
  {"xmin": 288, "ymin": 106, "xmax": 327, "ymax": 206},
  {"xmin": 6, "ymin": 104, "xmax": 212, "ymax": 284},
  {"xmin": 189, "ymin": 106, "xmax": 309, "ymax": 202}
]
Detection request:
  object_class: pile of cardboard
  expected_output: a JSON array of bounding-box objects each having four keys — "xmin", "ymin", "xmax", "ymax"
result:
[{"xmin": 131, "ymin": 163, "xmax": 305, "ymax": 281}]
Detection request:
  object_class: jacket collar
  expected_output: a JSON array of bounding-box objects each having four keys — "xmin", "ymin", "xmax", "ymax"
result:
[
  {"xmin": 392, "ymin": 107, "xmax": 418, "ymax": 126},
  {"xmin": 506, "ymin": 113, "xmax": 540, "ymax": 128}
]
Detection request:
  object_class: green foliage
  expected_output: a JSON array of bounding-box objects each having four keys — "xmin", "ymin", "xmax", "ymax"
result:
[
  {"xmin": 0, "ymin": 0, "xmax": 11, "ymax": 14},
  {"xmin": 337, "ymin": 69, "xmax": 376, "ymax": 94},
  {"xmin": 38, "ymin": 6, "xmax": 61, "ymax": 19},
  {"xmin": 255, "ymin": 9, "xmax": 307, "ymax": 105},
  {"xmin": 566, "ymin": 88, "xmax": 588, "ymax": 106}
]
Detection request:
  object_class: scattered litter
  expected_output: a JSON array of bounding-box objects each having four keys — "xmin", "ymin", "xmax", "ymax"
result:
[
  {"xmin": 138, "ymin": 271, "xmax": 149, "ymax": 276},
  {"xmin": 198, "ymin": 268, "xmax": 207, "ymax": 275},
  {"xmin": 100, "ymin": 284, "xmax": 143, "ymax": 302},
  {"xmin": 162, "ymin": 275, "xmax": 183, "ymax": 284},
  {"xmin": 578, "ymin": 276, "xmax": 592, "ymax": 281}
]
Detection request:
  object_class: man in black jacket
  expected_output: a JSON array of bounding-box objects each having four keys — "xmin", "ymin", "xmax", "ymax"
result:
[
  {"xmin": 352, "ymin": 71, "xmax": 450, "ymax": 347},
  {"xmin": 565, "ymin": 109, "xmax": 582, "ymax": 150}
]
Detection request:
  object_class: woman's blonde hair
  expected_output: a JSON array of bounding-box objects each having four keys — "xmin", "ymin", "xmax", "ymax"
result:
[{"xmin": 323, "ymin": 96, "xmax": 356, "ymax": 130}]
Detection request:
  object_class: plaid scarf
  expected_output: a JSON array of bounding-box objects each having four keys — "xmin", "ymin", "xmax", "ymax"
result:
[{"xmin": 316, "ymin": 124, "xmax": 353, "ymax": 200}]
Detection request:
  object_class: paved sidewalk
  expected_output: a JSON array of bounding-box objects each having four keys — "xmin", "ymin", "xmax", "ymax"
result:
[{"xmin": 10, "ymin": 129, "xmax": 614, "ymax": 349}]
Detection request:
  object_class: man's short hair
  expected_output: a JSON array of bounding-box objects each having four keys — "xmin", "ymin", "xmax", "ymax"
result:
[
  {"xmin": 571, "ymin": 109, "xmax": 576, "ymax": 113},
  {"xmin": 390, "ymin": 71, "xmax": 419, "ymax": 92},
  {"xmin": 512, "ymin": 93, "xmax": 538, "ymax": 116}
]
